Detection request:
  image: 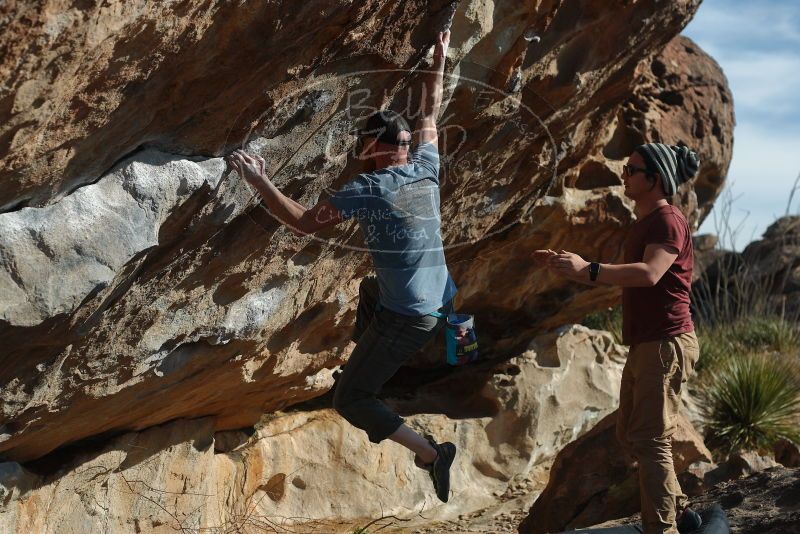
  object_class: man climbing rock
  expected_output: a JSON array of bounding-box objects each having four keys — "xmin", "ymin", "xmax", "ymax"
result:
[
  {"xmin": 226, "ymin": 31, "xmax": 457, "ymax": 503},
  {"xmin": 533, "ymin": 144, "xmax": 703, "ymax": 533}
]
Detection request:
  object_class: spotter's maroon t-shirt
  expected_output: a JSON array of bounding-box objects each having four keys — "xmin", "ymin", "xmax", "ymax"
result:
[{"xmin": 622, "ymin": 204, "xmax": 694, "ymax": 346}]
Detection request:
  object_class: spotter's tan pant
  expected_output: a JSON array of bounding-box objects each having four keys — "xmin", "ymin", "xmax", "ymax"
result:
[{"xmin": 616, "ymin": 331, "xmax": 700, "ymax": 534}]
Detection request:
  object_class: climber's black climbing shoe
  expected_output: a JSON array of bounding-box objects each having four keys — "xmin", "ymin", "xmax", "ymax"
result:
[{"xmin": 427, "ymin": 439, "xmax": 456, "ymax": 503}]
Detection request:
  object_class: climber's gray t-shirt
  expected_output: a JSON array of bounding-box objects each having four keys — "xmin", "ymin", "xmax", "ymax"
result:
[{"xmin": 329, "ymin": 142, "xmax": 457, "ymax": 316}]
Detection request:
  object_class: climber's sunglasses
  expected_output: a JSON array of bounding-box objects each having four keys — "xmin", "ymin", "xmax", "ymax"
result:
[
  {"xmin": 355, "ymin": 136, "xmax": 411, "ymax": 152},
  {"xmin": 353, "ymin": 128, "xmax": 411, "ymax": 152}
]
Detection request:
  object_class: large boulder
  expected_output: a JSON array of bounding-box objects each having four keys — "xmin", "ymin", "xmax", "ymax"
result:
[
  {"xmin": 0, "ymin": 326, "xmax": 624, "ymax": 532},
  {"xmin": 519, "ymin": 410, "xmax": 712, "ymax": 533},
  {"xmin": 692, "ymin": 216, "xmax": 800, "ymax": 320},
  {"xmin": 0, "ymin": 1, "xmax": 732, "ymax": 465}
]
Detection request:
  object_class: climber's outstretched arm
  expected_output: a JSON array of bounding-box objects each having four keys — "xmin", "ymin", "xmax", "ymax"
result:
[
  {"xmin": 226, "ymin": 150, "xmax": 342, "ymax": 235},
  {"xmin": 415, "ymin": 30, "xmax": 450, "ymax": 147}
]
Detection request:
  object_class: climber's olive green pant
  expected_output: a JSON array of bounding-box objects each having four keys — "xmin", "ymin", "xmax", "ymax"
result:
[
  {"xmin": 332, "ymin": 276, "xmax": 450, "ymax": 443},
  {"xmin": 616, "ymin": 331, "xmax": 700, "ymax": 534}
]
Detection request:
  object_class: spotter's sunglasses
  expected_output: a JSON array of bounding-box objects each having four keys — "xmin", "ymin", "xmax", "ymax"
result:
[{"xmin": 622, "ymin": 164, "xmax": 653, "ymax": 177}]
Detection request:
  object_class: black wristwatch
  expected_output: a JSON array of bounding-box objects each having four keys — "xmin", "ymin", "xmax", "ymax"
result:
[{"xmin": 589, "ymin": 262, "xmax": 600, "ymax": 281}]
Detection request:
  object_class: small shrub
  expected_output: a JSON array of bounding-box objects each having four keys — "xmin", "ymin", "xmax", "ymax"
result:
[
  {"xmin": 695, "ymin": 326, "xmax": 733, "ymax": 373},
  {"xmin": 695, "ymin": 315, "xmax": 800, "ymax": 373},
  {"xmin": 730, "ymin": 316, "xmax": 800, "ymax": 354},
  {"xmin": 700, "ymin": 354, "xmax": 800, "ymax": 455},
  {"xmin": 582, "ymin": 306, "xmax": 623, "ymax": 344}
]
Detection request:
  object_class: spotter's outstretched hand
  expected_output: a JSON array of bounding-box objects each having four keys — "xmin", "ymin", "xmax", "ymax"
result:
[{"xmin": 548, "ymin": 250, "xmax": 589, "ymax": 278}]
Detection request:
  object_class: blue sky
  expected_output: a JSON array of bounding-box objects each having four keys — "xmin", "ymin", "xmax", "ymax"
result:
[{"xmin": 683, "ymin": 0, "xmax": 800, "ymax": 249}]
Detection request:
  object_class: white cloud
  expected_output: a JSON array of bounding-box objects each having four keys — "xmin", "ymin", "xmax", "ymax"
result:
[
  {"xmin": 714, "ymin": 52, "xmax": 800, "ymax": 120},
  {"xmin": 685, "ymin": 0, "xmax": 800, "ymax": 249},
  {"xmin": 699, "ymin": 122, "xmax": 800, "ymax": 249},
  {"xmin": 684, "ymin": 1, "xmax": 800, "ymax": 52}
]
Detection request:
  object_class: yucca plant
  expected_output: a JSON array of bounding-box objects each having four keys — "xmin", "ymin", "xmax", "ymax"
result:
[{"xmin": 700, "ymin": 354, "xmax": 800, "ymax": 455}]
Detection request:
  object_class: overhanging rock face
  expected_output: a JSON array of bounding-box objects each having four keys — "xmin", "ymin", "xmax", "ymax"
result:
[{"xmin": 0, "ymin": 0, "xmax": 732, "ymax": 463}]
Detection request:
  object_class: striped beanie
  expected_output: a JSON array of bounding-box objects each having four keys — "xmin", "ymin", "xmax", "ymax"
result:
[{"xmin": 634, "ymin": 143, "xmax": 700, "ymax": 196}]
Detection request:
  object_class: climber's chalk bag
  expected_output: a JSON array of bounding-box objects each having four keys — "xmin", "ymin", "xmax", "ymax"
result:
[{"xmin": 430, "ymin": 311, "xmax": 479, "ymax": 365}]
